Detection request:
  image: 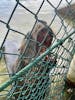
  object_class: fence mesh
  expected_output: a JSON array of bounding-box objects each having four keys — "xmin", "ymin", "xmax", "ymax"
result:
[{"xmin": 0, "ymin": 0, "xmax": 75, "ymax": 100}]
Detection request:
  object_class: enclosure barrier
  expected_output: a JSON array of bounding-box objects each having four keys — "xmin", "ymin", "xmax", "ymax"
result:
[{"xmin": 0, "ymin": 0, "xmax": 75, "ymax": 100}]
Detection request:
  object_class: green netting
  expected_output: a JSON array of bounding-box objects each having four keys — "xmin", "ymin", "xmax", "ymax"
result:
[{"xmin": 0, "ymin": 0, "xmax": 75, "ymax": 100}]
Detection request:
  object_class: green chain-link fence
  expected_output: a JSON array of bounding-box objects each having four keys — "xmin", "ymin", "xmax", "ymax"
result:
[{"xmin": 0, "ymin": 0, "xmax": 75, "ymax": 100}]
